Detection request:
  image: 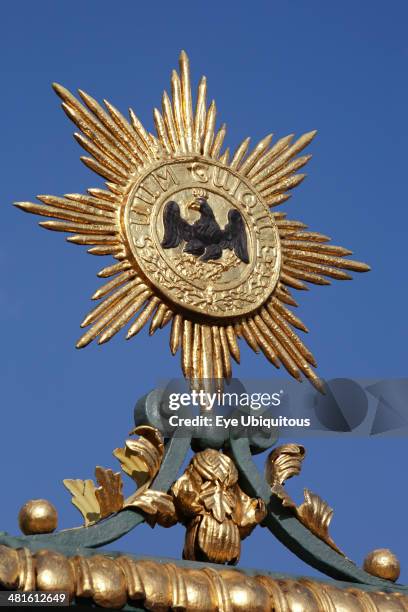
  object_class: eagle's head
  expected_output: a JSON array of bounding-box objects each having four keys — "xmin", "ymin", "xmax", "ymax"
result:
[{"xmin": 189, "ymin": 197, "xmax": 214, "ymax": 218}]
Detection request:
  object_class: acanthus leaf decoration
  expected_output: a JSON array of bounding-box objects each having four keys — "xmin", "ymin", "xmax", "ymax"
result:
[
  {"xmin": 62, "ymin": 478, "xmax": 100, "ymax": 527},
  {"xmin": 113, "ymin": 425, "xmax": 164, "ymax": 490},
  {"xmin": 94, "ymin": 467, "xmax": 124, "ymax": 519},
  {"xmin": 297, "ymin": 488, "xmax": 343, "ymax": 555},
  {"xmin": 63, "ymin": 426, "xmax": 166, "ymax": 527},
  {"xmin": 265, "ymin": 444, "xmax": 345, "ymax": 555}
]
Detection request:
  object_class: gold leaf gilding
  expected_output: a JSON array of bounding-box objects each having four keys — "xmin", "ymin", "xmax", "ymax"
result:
[
  {"xmin": 16, "ymin": 51, "xmax": 370, "ymax": 390},
  {"xmin": 1, "ymin": 546, "xmax": 406, "ymax": 611},
  {"xmin": 64, "ymin": 426, "xmax": 165, "ymax": 526},
  {"xmin": 297, "ymin": 488, "xmax": 344, "ymax": 555},
  {"xmin": 94, "ymin": 467, "xmax": 124, "ymax": 519},
  {"xmin": 113, "ymin": 425, "xmax": 164, "ymax": 489},
  {"xmin": 62, "ymin": 479, "xmax": 100, "ymax": 527}
]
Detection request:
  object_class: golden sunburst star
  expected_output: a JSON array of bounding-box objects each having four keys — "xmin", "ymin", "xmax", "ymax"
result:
[{"xmin": 15, "ymin": 51, "xmax": 370, "ymax": 391}]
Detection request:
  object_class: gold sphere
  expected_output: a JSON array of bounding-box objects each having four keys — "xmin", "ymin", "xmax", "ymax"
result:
[
  {"xmin": 363, "ymin": 548, "xmax": 400, "ymax": 582},
  {"xmin": 18, "ymin": 499, "xmax": 58, "ymax": 535}
]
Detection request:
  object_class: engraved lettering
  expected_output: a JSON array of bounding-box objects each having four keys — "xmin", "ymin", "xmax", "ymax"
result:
[
  {"xmin": 253, "ymin": 212, "xmax": 272, "ymax": 226},
  {"xmin": 131, "ymin": 202, "xmax": 151, "ymax": 216},
  {"xmin": 136, "ymin": 185, "xmax": 155, "ymax": 205},
  {"xmin": 240, "ymin": 191, "xmax": 257, "ymax": 208},
  {"xmin": 189, "ymin": 162, "xmax": 209, "ymax": 182},
  {"xmin": 259, "ymin": 226, "xmax": 276, "ymax": 247},
  {"xmin": 212, "ymin": 167, "xmax": 240, "ymax": 196},
  {"xmin": 259, "ymin": 245, "xmax": 275, "ymax": 263},
  {"xmin": 152, "ymin": 166, "xmax": 178, "ymax": 191},
  {"xmin": 130, "ymin": 204, "xmax": 151, "ymax": 225}
]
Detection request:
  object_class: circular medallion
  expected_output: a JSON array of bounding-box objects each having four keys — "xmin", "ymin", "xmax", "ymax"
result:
[{"xmin": 124, "ymin": 159, "xmax": 281, "ymax": 318}]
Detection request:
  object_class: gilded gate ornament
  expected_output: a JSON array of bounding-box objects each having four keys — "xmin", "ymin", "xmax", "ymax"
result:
[
  {"xmin": 62, "ymin": 437, "xmax": 266, "ymax": 564},
  {"xmin": 3, "ymin": 47, "xmax": 407, "ymax": 612},
  {"xmin": 63, "ymin": 426, "xmax": 169, "ymax": 527},
  {"xmin": 0, "ymin": 546, "xmax": 406, "ymax": 611},
  {"xmin": 265, "ymin": 444, "xmax": 344, "ymax": 555},
  {"xmin": 172, "ymin": 449, "xmax": 267, "ymax": 564},
  {"xmin": 0, "ymin": 546, "xmax": 407, "ymax": 611},
  {"xmin": 15, "ymin": 50, "xmax": 370, "ymax": 391}
]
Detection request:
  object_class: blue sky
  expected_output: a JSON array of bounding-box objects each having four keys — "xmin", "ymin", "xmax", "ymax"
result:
[{"xmin": 1, "ymin": 0, "xmax": 407, "ymax": 582}]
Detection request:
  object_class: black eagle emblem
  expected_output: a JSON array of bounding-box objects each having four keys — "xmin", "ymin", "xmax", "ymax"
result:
[{"xmin": 161, "ymin": 195, "xmax": 249, "ymax": 264}]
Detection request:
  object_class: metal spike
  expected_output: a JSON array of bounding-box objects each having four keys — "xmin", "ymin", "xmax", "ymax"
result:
[
  {"xmin": 153, "ymin": 108, "xmax": 172, "ymax": 155},
  {"xmin": 275, "ymin": 286, "xmax": 299, "ymax": 307},
  {"xmin": 76, "ymin": 286, "xmax": 146, "ymax": 348},
  {"xmin": 280, "ymin": 271, "xmax": 308, "ymax": 291},
  {"xmin": 99, "ymin": 290, "xmax": 153, "ymax": 344},
  {"xmin": 162, "ymin": 91, "xmax": 179, "ymax": 152},
  {"xmin": 269, "ymin": 298, "xmax": 309, "ymax": 332},
  {"xmin": 239, "ymin": 134, "xmax": 273, "ymax": 175},
  {"xmin": 171, "ymin": 70, "xmax": 187, "ymax": 153},
  {"xmin": 170, "ymin": 314, "xmax": 183, "ymax": 355},
  {"xmin": 247, "ymin": 318, "xmax": 280, "ymax": 367},
  {"xmin": 126, "ymin": 297, "xmax": 160, "ymax": 339},
  {"xmin": 182, "ymin": 319, "xmax": 193, "ymax": 378},
  {"xmin": 77, "ymin": 89, "xmax": 143, "ymax": 163},
  {"xmin": 67, "ymin": 234, "xmax": 119, "ymax": 246},
  {"xmin": 219, "ymin": 327, "xmax": 232, "ymax": 381},
  {"xmin": 259, "ymin": 308, "xmax": 303, "ymax": 381},
  {"xmin": 240, "ymin": 320, "xmax": 260, "ymax": 353},
  {"xmin": 212, "ymin": 326, "xmax": 224, "ymax": 382},
  {"xmin": 283, "ymin": 264, "xmax": 331, "ymax": 286},
  {"xmin": 225, "ymin": 325, "xmax": 240, "ymax": 363},
  {"xmin": 194, "ymin": 76, "xmax": 207, "ymax": 153},
  {"xmin": 15, "ymin": 201, "xmax": 112, "ymax": 226},
  {"xmin": 81, "ymin": 156, "xmax": 127, "ymax": 185},
  {"xmin": 39, "ymin": 220, "xmax": 117, "ymax": 235},
  {"xmin": 98, "ymin": 261, "xmax": 131, "ymax": 278},
  {"xmin": 284, "ymin": 250, "xmax": 370, "ymax": 272},
  {"xmin": 260, "ymin": 174, "xmax": 306, "ymax": 198},
  {"xmin": 282, "ymin": 241, "xmax": 352, "ymax": 256},
  {"xmin": 257, "ymin": 155, "xmax": 311, "ymax": 192},
  {"xmin": 74, "ymin": 133, "xmax": 129, "ymax": 179},
  {"xmin": 248, "ymin": 134, "xmax": 294, "ymax": 180},
  {"xmin": 92, "ymin": 270, "xmax": 137, "ymax": 300},
  {"xmin": 230, "ymin": 137, "xmax": 251, "ymax": 169},
  {"xmin": 201, "ymin": 325, "xmax": 214, "ymax": 382},
  {"xmin": 211, "ymin": 123, "xmax": 227, "ymax": 159},
  {"xmin": 272, "ymin": 310, "xmax": 317, "ymax": 366},
  {"xmin": 149, "ymin": 303, "xmax": 168, "ymax": 335},
  {"xmin": 179, "ymin": 50, "xmax": 194, "ymax": 152},
  {"xmin": 192, "ymin": 323, "xmax": 202, "ymax": 384},
  {"xmin": 81, "ymin": 280, "xmax": 143, "ymax": 328},
  {"xmin": 202, "ymin": 101, "xmax": 216, "ymax": 155}
]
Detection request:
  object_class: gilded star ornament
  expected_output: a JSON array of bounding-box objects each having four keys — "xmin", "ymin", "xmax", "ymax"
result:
[{"xmin": 15, "ymin": 51, "xmax": 370, "ymax": 391}]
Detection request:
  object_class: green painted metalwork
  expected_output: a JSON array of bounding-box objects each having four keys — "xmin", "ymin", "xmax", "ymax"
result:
[
  {"xmin": 229, "ymin": 434, "xmax": 408, "ymax": 593},
  {"xmin": 0, "ymin": 387, "xmax": 406, "ymax": 596},
  {"xmin": 0, "ymin": 430, "xmax": 191, "ymax": 549}
]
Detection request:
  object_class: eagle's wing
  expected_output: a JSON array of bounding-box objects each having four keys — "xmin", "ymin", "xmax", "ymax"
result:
[
  {"xmin": 161, "ymin": 201, "xmax": 192, "ymax": 248},
  {"xmin": 222, "ymin": 210, "xmax": 249, "ymax": 264}
]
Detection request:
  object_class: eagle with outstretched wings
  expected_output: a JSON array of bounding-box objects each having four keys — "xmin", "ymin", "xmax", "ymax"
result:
[{"xmin": 161, "ymin": 195, "xmax": 249, "ymax": 263}]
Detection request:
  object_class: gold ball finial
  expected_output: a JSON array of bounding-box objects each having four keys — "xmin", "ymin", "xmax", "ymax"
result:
[
  {"xmin": 363, "ymin": 548, "xmax": 400, "ymax": 582},
  {"xmin": 18, "ymin": 499, "xmax": 58, "ymax": 535}
]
